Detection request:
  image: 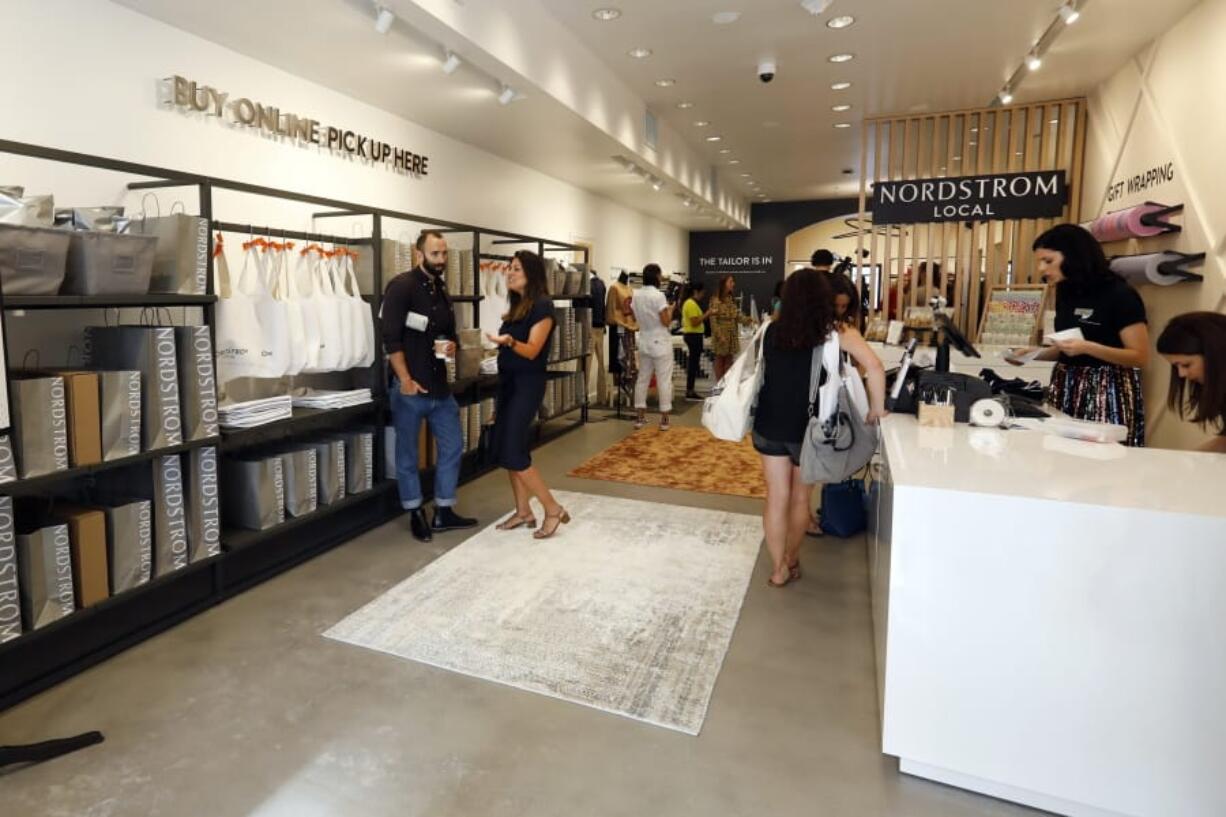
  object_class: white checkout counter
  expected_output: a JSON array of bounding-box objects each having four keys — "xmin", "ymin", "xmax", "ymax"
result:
[{"xmin": 868, "ymin": 414, "xmax": 1226, "ymax": 816}]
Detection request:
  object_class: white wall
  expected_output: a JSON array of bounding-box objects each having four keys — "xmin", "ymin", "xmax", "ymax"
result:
[
  {"xmin": 1081, "ymin": 0, "xmax": 1226, "ymax": 451},
  {"xmin": 0, "ymin": 0, "xmax": 687, "ymax": 279}
]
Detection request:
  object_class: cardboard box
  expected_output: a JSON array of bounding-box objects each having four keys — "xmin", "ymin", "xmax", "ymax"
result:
[
  {"xmin": 57, "ymin": 505, "xmax": 109, "ymax": 608},
  {"xmin": 42, "ymin": 370, "xmax": 103, "ymax": 466}
]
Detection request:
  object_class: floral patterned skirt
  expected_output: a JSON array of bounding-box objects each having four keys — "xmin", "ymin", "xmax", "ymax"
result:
[{"xmin": 1046, "ymin": 363, "xmax": 1146, "ymax": 447}]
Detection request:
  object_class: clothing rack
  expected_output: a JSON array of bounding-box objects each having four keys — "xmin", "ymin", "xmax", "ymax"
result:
[{"xmin": 211, "ymin": 222, "xmax": 371, "ymax": 246}]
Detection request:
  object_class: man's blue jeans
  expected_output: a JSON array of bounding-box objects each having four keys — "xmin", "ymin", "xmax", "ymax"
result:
[{"xmin": 389, "ymin": 382, "xmax": 463, "ymax": 510}]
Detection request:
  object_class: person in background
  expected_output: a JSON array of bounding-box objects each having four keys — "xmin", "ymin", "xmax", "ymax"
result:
[
  {"xmin": 1008, "ymin": 223, "xmax": 1149, "ymax": 446},
  {"xmin": 753, "ymin": 268, "xmax": 888, "ymax": 587},
  {"xmin": 709, "ymin": 274, "xmax": 756, "ymax": 381},
  {"xmin": 681, "ymin": 280, "xmax": 711, "ymax": 401},
  {"xmin": 827, "ymin": 271, "xmax": 860, "ymax": 328},
  {"xmin": 631, "ymin": 264, "xmax": 676, "ymax": 430},
  {"xmin": 381, "ymin": 230, "xmax": 478, "ymax": 542},
  {"xmin": 588, "ymin": 268, "xmax": 608, "ymax": 405},
  {"xmin": 606, "ymin": 270, "xmax": 638, "ymax": 399},
  {"xmin": 811, "ymin": 249, "xmax": 835, "ymax": 272},
  {"xmin": 485, "ymin": 250, "xmax": 571, "ymax": 539},
  {"xmin": 771, "ymin": 280, "xmax": 784, "ymax": 320},
  {"xmin": 1157, "ymin": 311, "xmax": 1226, "ymax": 453}
]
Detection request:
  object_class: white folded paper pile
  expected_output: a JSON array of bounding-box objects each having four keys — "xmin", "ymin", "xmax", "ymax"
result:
[
  {"xmin": 479, "ymin": 357, "xmax": 499, "ymax": 376},
  {"xmin": 218, "ymin": 395, "xmax": 294, "ymax": 429},
  {"xmin": 290, "ymin": 388, "xmax": 373, "ymax": 410}
]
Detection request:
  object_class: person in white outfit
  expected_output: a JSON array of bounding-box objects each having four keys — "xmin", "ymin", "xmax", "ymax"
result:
[{"xmin": 631, "ymin": 264, "xmax": 676, "ymax": 431}]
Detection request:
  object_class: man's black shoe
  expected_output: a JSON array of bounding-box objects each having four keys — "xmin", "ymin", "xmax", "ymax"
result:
[
  {"xmin": 433, "ymin": 506, "xmax": 479, "ymax": 532},
  {"xmin": 409, "ymin": 508, "xmax": 433, "ymax": 542}
]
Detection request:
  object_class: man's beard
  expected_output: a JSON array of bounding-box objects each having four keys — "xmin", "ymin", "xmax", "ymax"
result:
[{"xmin": 424, "ymin": 259, "xmax": 445, "ymax": 275}]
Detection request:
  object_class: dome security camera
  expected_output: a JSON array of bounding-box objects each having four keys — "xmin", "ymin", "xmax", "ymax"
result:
[{"xmin": 758, "ymin": 59, "xmax": 777, "ymax": 83}]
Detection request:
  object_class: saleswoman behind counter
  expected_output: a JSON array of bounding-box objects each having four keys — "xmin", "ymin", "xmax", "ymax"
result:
[
  {"xmin": 1159, "ymin": 311, "xmax": 1226, "ymax": 454},
  {"xmin": 1010, "ymin": 223, "xmax": 1150, "ymax": 446}
]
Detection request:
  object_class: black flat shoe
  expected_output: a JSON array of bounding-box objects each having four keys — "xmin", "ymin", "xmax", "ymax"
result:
[
  {"xmin": 433, "ymin": 506, "xmax": 478, "ymax": 532},
  {"xmin": 409, "ymin": 508, "xmax": 433, "ymax": 542}
]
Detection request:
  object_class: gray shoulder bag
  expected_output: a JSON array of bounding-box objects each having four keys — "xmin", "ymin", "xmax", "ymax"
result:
[{"xmin": 799, "ymin": 345, "xmax": 879, "ymax": 485}]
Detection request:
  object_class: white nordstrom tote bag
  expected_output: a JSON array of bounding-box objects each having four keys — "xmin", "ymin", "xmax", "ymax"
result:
[
  {"xmin": 271, "ymin": 244, "xmax": 308, "ymax": 376},
  {"xmin": 290, "ymin": 247, "xmax": 323, "ymax": 372},
  {"xmin": 340, "ymin": 249, "xmax": 375, "ymax": 367},
  {"xmin": 307, "ymin": 249, "xmax": 345, "ymax": 372},
  {"xmin": 215, "ymin": 238, "xmax": 289, "ymax": 383},
  {"xmin": 702, "ymin": 321, "xmax": 769, "ymax": 442}
]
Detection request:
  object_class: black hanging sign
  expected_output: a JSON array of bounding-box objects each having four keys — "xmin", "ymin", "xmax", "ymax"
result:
[{"xmin": 871, "ymin": 170, "xmax": 1066, "ymax": 224}]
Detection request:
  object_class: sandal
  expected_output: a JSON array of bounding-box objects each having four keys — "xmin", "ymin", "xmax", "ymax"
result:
[
  {"xmin": 788, "ymin": 560, "xmax": 802, "ymax": 581},
  {"xmin": 496, "ymin": 511, "xmax": 537, "ymax": 531},
  {"xmin": 533, "ymin": 508, "xmax": 571, "ymax": 540}
]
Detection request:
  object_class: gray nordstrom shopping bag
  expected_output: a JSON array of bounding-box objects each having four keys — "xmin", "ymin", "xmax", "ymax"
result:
[
  {"xmin": 85, "ymin": 326, "xmax": 183, "ymax": 450},
  {"xmin": 135, "ymin": 211, "xmax": 209, "ymax": 295},
  {"xmin": 184, "ymin": 447, "xmax": 220, "ymax": 562},
  {"xmin": 0, "ymin": 497, "xmax": 21, "ymax": 644},
  {"xmin": 174, "ymin": 326, "xmax": 219, "ymax": 441},
  {"xmin": 312, "ymin": 439, "xmax": 346, "ymax": 506},
  {"xmin": 277, "ymin": 447, "xmax": 318, "ymax": 518},
  {"xmin": 222, "ymin": 456, "xmax": 285, "ymax": 531},
  {"xmin": 342, "ymin": 431, "xmax": 374, "ymax": 495},
  {"xmin": 98, "ymin": 370, "xmax": 142, "ymax": 461},
  {"xmin": 9, "ymin": 375, "xmax": 70, "ymax": 478},
  {"xmin": 152, "ymin": 454, "xmax": 189, "ymax": 577},
  {"xmin": 17, "ymin": 522, "xmax": 75, "ymax": 631},
  {"xmin": 0, "ymin": 434, "xmax": 17, "ymax": 483},
  {"xmin": 99, "ymin": 499, "xmax": 153, "ymax": 594}
]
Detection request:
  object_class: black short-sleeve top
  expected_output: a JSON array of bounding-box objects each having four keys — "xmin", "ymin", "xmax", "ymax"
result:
[
  {"xmin": 498, "ymin": 296, "xmax": 556, "ymax": 375},
  {"xmin": 1054, "ymin": 277, "xmax": 1147, "ymax": 367}
]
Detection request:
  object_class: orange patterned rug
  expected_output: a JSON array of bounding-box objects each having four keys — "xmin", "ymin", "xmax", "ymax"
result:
[{"xmin": 569, "ymin": 426, "xmax": 765, "ymax": 499}]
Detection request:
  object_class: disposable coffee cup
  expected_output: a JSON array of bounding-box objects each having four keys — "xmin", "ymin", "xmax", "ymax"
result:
[{"xmin": 434, "ymin": 337, "xmax": 451, "ymax": 360}]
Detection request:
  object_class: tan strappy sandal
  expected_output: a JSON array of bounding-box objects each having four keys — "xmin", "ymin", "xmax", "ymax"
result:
[
  {"xmin": 533, "ymin": 508, "xmax": 571, "ymax": 540},
  {"xmin": 496, "ymin": 511, "xmax": 537, "ymax": 531}
]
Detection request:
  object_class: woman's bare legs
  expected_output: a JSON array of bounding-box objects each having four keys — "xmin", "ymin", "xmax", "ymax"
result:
[
  {"xmin": 513, "ymin": 466, "xmax": 563, "ymax": 518},
  {"xmin": 761, "ymin": 454, "xmax": 795, "ymax": 585},
  {"xmin": 785, "ymin": 467, "xmax": 812, "ymax": 574},
  {"xmin": 508, "ymin": 470, "xmax": 532, "ymax": 517}
]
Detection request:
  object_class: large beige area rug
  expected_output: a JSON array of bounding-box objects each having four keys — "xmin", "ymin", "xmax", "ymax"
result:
[{"xmin": 324, "ymin": 490, "xmax": 761, "ymax": 735}]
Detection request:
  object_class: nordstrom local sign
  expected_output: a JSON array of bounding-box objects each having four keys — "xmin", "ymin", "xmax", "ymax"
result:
[
  {"xmin": 163, "ymin": 75, "xmax": 431, "ymax": 176},
  {"xmin": 872, "ymin": 170, "xmax": 1066, "ymax": 224}
]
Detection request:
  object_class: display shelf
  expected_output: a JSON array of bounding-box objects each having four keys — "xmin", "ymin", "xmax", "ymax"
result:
[
  {"xmin": 0, "ymin": 436, "xmax": 222, "ymax": 496},
  {"xmin": 546, "ymin": 353, "xmax": 590, "ymax": 365},
  {"xmin": 0, "ymin": 555, "xmax": 220, "ymax": 710},
  {"xmin": 219, "ymin": 403, "xmax": 380, "ymax": 452},
  {"xmin": 2, "ymin": 294, "xmax": 217, "ymax": 310},
  {"xmin": 222, "ymin": 482, "xmax": 396, "ymax": 552}
]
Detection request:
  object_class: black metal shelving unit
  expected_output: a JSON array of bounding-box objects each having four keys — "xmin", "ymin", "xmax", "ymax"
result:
[{"xmin": 0, "ymin": 137, "xmax": 594, "ymax": 711}]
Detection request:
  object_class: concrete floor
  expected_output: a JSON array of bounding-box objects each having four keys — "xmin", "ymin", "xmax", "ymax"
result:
[{"xmin": 0, "ymin": 403, "xmax": 1042, "ymax": 817}]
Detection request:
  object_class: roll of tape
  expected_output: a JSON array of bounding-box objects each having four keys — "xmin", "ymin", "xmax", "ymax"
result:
[{"xmin": 969, "ymin": 398, "xmax": 1007, "ymax": 428}]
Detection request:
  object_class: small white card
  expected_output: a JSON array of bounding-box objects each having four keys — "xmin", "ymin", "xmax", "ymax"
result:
[
  {"xmin": 1043, "ymin": 327, "xmax": 1085, "ymax": 345},
  {"xmin": 405, "ymin": 311, "xmax": 429, "ymax": 332}
]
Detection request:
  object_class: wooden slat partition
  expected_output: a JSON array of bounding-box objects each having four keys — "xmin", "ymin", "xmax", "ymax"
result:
[{"xmin": 858, "ymin": 98, "xmax": 1087, "ymax": 335}]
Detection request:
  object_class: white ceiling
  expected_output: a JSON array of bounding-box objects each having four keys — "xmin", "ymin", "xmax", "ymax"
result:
[
  {"xmin": 541, "ymin": 0, "xmax": 1201, "ymax": 201},
  {"xmin": 113, "ymin": 0, "xmax": 1201, "ymax": 222}
]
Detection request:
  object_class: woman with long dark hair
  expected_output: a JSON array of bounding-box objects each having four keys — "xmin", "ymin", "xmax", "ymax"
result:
[
  {"xmin": 1157, "ymin": 312, "xmax": 1226, "ymax": 453},
  {"xmin": 753, "ymin": 268, "xmax": 887, "ymax": 587},
  {"xmin": 709, "ymin": 274, "xmax": 755, "ymax": 381},
  {"xmin": 1009, "ymin": 223, "xmax": 1150, "ymax": 446},
  {"xmin": 485, "ymin": 250, "xmax": 570, "ymax": 538}
]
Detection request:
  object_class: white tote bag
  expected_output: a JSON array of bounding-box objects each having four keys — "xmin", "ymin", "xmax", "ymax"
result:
[
  {"xmin": 271, "ymin": 244, "xmax": 308, "ymax": 377},
  {"xmin": 290, "ymin": 248, "xmax": 323, "ymax": 372},
  {"xmin": 215, "ymin": 239, "xmax": 289, "ymax": 383},
  {"xmin": 340, "ymin": 250, "xmax": 375, "ymax": 367},
  {"xmin": 326, "ymin": 251, "xmax": 357, "ymax": 369},
  {"xmin": 307, "ymin": 250, "xmax": 345, "ymax": 372},
  {"xmin": 702, "ymin": 321, "xmax": 769, "ymax": 442}
]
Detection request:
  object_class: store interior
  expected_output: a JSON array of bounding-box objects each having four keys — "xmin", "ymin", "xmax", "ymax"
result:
[{"xmin": 2, "ymin": 1, "xmax": 1225, "ymax": 816}]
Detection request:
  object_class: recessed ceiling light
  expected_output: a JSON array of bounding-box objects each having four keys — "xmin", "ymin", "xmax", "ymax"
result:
[
  {"xmin": 441, "ymin": 52, "xmax": 461, "ymax": 75},
  {"xmin": 801, "ymin": 0, "xmax": 834, "ymax": 15},
  {"xmin": 676, "ymin": 101, "xmax": 694, "ymax": 109},
  {"xmin": 1026, "ymin": 52, "xmax": 1042, "ymax": 71},
  {"xmin": 718, "ymin": 148, "xmax": 732, "ymax": 154},
  {"xmin": 831, "ymin": 81, "xmax": 852, "ymax": 91},
  {"xmin": 706, "ymin": 135, "xmax": 723, "ymax": 142},
  {"xmin": 1058, "ymin": 3, "xmax": 1080, "ymax": 25},
  {"xmin": 655, "ymin": 78, "xmax": 676, "ymax": 87},
  {"xmin": 712, "ymin": 11, "xmax": 741, "ymax": 24},
  {"xmin": 999, "ymin": 90, "xmax": 1014, "ymax": 104},
  {"xmin": 651, "ymin": 179, "xmax": 664, "ymax": 191},
  {"xmin": 728, "ymin": 159, "xmax": 741, "ymax": 165},
  {"xmin": 593, "ymin": 8, "xmax": 622, "ymax": 21},
  {"xmin": 693, "ymin": 120, "xmax": 710, "ymax": 127},
  {"xmin": 627, "ymin": 46, "xmax": 652, "ymax": 59},
  {"xmin": 828, "ymin": 53, "xmax": 855, "ymax": 63},
  {"xmin": 833, "ymin": 122, "xmax": 852, "ymax": 128},
  {"xmin": 832, "ymin": 104, "xmax": 852, "ymax": 112},
  {"xmin": 827, "ymin": 15, "xmax": 855, "ymax": 29},
  {"xmin": 740, "ymin": 173, "xmax": 751, "ymax": 177}
]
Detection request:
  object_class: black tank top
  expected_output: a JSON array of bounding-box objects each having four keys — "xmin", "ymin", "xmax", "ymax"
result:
[{"xmin": 753, "ymin": 323, "xmax": 825, "ymax": 444}]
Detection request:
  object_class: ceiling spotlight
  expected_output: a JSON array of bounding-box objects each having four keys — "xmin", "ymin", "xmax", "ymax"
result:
[
  {"xmin": 1026, "ymin": 52, "xmax": 1042, "ymax": 71},
  {"xmin": 592, "ymin": 7, "xmax": 622, "ymax": 21},
  {"xmin": 693, "ymin": 120, "xmax": 710, "ymax": 127},
  {"xmin": 728, "ymin": 159, "xmax": 741, "ymax": 165},
  {"xmin": 1058, "ymin": 3, "xmax": 1080, "ymax": 24},
  {"xmin": 441, "ymin": 52, "xmax": 462, "ymax": 75},
  {"xmin": 718, "ymin": 148, "xmax": 731, "ymax": 154},
  {"xmin": 712, "ymin": 11, "xmax": 741, "ymax": 24},
  {"xmin": 655, "ymin": 78, "xmax": 676, "ymax": 87},
  {"xmin": 827, "ymin": 15, "xmax": 855, "ymax": 29},
  {"xmin": 831, "ymin": 81, "xmax": 852, "ymax": 91},
  {"xmin": 740, "ymin": 172, "xmax": 751, "ymax": 177},
  {"xmin": 828, "ymin": 53, "xmax": 855, "ymax": 64},
  {"xmin": 627, "ymin": 46, "xmax": 653, "ymax": 59},
  {"xmin": 706, "ymin": 135, "xmax": 723, "ymax": 142},
  {"xmin": 833, "ymin": 122, "xmax": 852, "ymax": 128},
  {"xmin": 373, "ymin": 5, "xmax": 395, "ymax": 34},
  {"xmin": 801, "ymin": 0, "xmax": 835, "ymax": 15},
  {"xmin": 651, "ymin": 178, "xmax": 664, "ymax": 191},
  {"xmin": 498, "ymin": 85, "xmax": 517, "ymax": 105},
  {"xmin": 682, "ymin": 196, "xmax": 694, "ymax": 207},
  {"xmin": 832, "ymin": 104, "xmax": 852, "ymax": 112},
  {"xmin": 676, "ymin": 101, "xmax": 694, "ymax": 109},
  {"xmin": 999, "ymin": 90, "xmax": 1014, "ymax": 105}
]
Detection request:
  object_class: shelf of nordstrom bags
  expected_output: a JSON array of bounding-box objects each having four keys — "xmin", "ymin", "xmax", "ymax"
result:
[
  {"xmin": 222, "ymin": 481, "xmax": 396, "ymax": 553},
  {"xmin": 0, "ymin": 437, "xmax": 221, "ymax": 496},
  {"xmin": 1, "ymin": 294, "xmax": 217, "ymax": 310},
  {"xmin": 218, "ymin": 402, "xmax": 384, "ymax": 453},
  {"xmin": 0, "ymin": 553, "xmax": 221, "ymax": 711}
]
